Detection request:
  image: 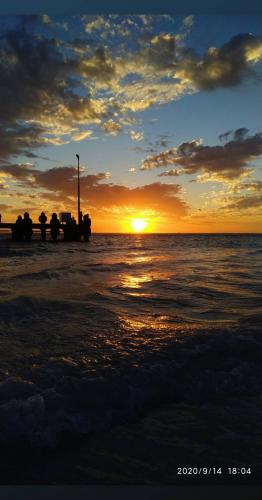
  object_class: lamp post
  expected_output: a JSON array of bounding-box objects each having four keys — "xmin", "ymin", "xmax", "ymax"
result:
[{"xmin": 76, "ymin": 154, "xmax": 80, "ymax": 225}]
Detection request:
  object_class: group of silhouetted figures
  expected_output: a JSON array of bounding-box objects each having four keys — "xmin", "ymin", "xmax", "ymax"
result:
[{"xmin": 11, "ymin": 212, "xmax": 91, "ymax": 242}]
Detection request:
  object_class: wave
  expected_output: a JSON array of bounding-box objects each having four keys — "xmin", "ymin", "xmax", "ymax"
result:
[
  {"xmin": 0, "ymin": 325, "xmax": 261, "ymax": 449},
  {"xmin": 0, "ymin": 234, "xmax": 261, "ymax": 449}
]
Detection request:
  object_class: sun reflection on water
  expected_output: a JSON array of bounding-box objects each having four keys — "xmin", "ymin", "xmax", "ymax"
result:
[
  {"xmin": 119, "ymin": 314, "xmax": 174, "ymax": 336},
  {"xmin": 121, "ymin": 274, "xmax": 153, "ymax": 289}
]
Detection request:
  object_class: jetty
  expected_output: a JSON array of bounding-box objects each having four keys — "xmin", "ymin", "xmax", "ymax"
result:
[
  {"xmin": 0, "ymin": 223, "xmax": 53, "ymax": 230},
  {"xmin": 0, "ymin": 154, "xmax": 91, "ymax": 241},
  {"xmin": 0, "ymin": 220, "xmax": 91, "ymax": 241}
]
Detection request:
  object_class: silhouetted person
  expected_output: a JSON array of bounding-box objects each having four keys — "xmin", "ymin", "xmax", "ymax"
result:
[
  {"xmin": 12, "ymin": 215, "xmax": 24, "ymax": 241},
  {"xmin": 63, "ymin": 216, "xmax": 79, "ymax": 241},
  {"xmin": 83, "ymin": 213, "xmax": 91, "ymax": 241},
  {"xmin": 38, "ymin": 211, "xmax": 47, "ymax": 241},
  {"xmin": 50, "ymin": 212, "xmax": 60, "ymax": 242},
  {"xmin": 23, "ymin": 212, "xmax": 33, "ymax": 241}
]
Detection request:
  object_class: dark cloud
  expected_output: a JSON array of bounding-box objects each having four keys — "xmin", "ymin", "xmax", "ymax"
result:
[
  {"xmin": 244, "ymin": 180, "xmax": 262, "ymax": 191},
  {"xmin": 139, "ymin": 32, "xmax": 262, "ymax": 92},
  {"xmin": 0, "ymin": 123, "xmax": 48, "ymax": 160},
  {"xmin": 219, "ymin": 130, "xmax": 233, "ymax": 142},
  {"xmin": 0, "ymin": 18, "xmax": 261, "ymax": 172},
  {"xmin": 158, "ymin": 139, "xmax": 169, "ymax": 148},
  {"xmin": 221, "ymin": 180, "xmax": 262, "ymax": 212},
  {"xmin": 34, "ymin": 168, "xmax": 108, "ymax": 196},
  {"xmin": 0, "ymin": 162, "xmax": 36, "ymax": 179},
  {"xmin": 158, "ymin": 169, "xmax": 179, "ymax": 177},
  {"xmin": 129, "ymin": 146, "xmax": 157, "ymax": 154},
  {"xmin": 226, "ymin": 195, "xmax": 262, "ymax": 210},
  {"xmin": 232, "ymin": 180, "xmax": 262, "ymax": 194},
  {"xmin": 219, "ymin": 128, "xmax": 250, "ymax": 143},
  {"xmin": 147, "ymin": 135, "xmax": 173, "ymax": 150},
  {"xmin": 0, "ymin": 25, "xmax": 113, "ymax": 161},
  {"xmin": 146, "ymin": 33, "xmax": 178, "ymax": 71},
  {"xmin": 23, "ymin": 151, "xmax": 56, "ymax": 161},
  {"xmin": 176, "ymin": 34, "xmax": 262, "ymax": 91},
  {"xmin": 141, "ymin": 130, "xmax": 262, "ymax": 181},
  {"xmin": 233, "ymin": 128, "xmax": 249, "ymax": 141},
  {"xmin": 0, "ymin": 28, "xmax": 73, "ymax": 124}
]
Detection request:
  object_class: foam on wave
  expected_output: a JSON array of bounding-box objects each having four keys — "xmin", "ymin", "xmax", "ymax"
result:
[{"xmin": 0, "ymin": 327, "xmax": 261, "ymax": 449}]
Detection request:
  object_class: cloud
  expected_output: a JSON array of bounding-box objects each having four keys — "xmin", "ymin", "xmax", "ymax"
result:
[
  {"xmin": 85, "ymin": 16, "xmax": 109, "ymax": 33},
  {"xmin": 79, "ymin": 181, "xmax": 188, "ymax": 216},
  {"xmin": 1, "ymin": 164, "xmax": 187, "ymax": 217},
  {"xmin": 183, "ymin": 16, "xmax": 194, "ymax": 29},
  {"xmin": 225, "ymin": 194, "xmax": 262, "ymax": 210},
  {"xmin": 40, "ymin": 15, "xmax": 52, "ymax": 25},
  {"xmin": 84, "ymin": 15, "xmax": 137, "ymax": 38},
  {"xmin": 0, "ymin": 204, "xmax": 11, "ymax": 211},
  {"xmin": 232, "ymin": 128, "xmax": 249, "ymax": 141},
  {"xmin": 0, "ymin": 17, "xmax": 261, "ymax": 169},
  {"xmin": 101, "ymin": 119, "xmax": 122, "ymax": 135},
  {"xmin": 218, "ymin": 128, "xmax": 249, "ymax": 143},
  {"xmin": 158, "ymin": 169, "xmax": 180, "ymax": 177},
  {"xmin": 33, "ymin": 168, "xmax": 110, "ymax": 196},
  {"xmin": 240, "ymin": 180, "xmax": 262, "ymax": 192},
  {"xmin": 0, "ymin": 123, "xmax": 52, "ymax": 160},
  {"xmin": 141, "ymin": 130, "xmax": 262, "ymax": 182},
  {"xmin": 130, "ymin": 130, "xmax": 144, "ymax": 141},
  {"xmin": 71, "ymin": 130, "xmax": 94, "ymax": 141},
  {"xmin": 175, "ymin": 33, "xmax": 262, "ymax": 91},
  {"xmin": 0, "ymin": 25, "xmax": 117, "ymax": 161},
  {"xmin": 121, "ymin": 31, "xmax": 262, "ymax": 96},
  {"xmin": 219, "ymin": 130, "xmax": 233, "ymax": 142},
  {"xmin": 148, "ymin": 118, "xmax": 159, "ymax": 124},
  {"xmin": 0, "ymin": 162, "xmax": 36, "ymax": 180}
]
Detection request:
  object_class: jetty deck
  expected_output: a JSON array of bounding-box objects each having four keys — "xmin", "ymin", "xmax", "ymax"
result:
[
  {"xmin": 0, "ymin": 223, "xmax": 66, "ymax": 230},
  {"xmin": 0, "ymin": 222, "xmax": 90, "ymax": 242}
]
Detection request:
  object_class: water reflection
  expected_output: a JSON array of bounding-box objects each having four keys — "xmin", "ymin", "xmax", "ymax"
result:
[
  {"xmin": 119, "ymin": 313, "xmax": 175, "ymax": 335},
  {"xmin": 132, "ymin": 234, "xmax": 145, "ymax": 248},
  {"xmin": 126, "ymin": 254, "xmax": 152, "ymax": 265},
  {"xmin": 121, "ymin": 274, "xmax": 153, "ymax": 289}
]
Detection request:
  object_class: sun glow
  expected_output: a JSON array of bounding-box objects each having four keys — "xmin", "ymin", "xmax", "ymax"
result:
[{"xmin": 130, "ymin": 218, "xmax": 148, "ymax": 233}]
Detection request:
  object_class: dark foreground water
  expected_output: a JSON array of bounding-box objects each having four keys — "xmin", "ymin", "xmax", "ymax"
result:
[{"xmin": 0, "ymin": 233, "xmax": 261, "ymax": 456}]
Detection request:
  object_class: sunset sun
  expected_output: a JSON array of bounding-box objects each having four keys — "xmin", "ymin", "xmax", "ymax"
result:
[{"xmin": 131, "ymin": 218, "xmax": 148, "ymax": 233}]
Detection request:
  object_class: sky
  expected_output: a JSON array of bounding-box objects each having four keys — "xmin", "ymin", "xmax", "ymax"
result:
[{"xmin": 0, "ymin": 14, "xmax": 261, "ymax": 232}]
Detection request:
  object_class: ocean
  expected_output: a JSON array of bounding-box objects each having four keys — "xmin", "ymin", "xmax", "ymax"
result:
[{"xmin": 0, "ymin": 233, "xmax": 261, "ymax": 458}]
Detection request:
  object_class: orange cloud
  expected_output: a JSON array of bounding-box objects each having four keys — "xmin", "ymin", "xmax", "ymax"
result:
[{"xmin": 0, "ymin": 164, "xmax": 188, "ymax": 220}]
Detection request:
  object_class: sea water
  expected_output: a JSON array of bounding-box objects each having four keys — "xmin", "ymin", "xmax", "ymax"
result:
[{"xmin": 0, "ymin": 233, "xmax": 261, "ymax": 446}]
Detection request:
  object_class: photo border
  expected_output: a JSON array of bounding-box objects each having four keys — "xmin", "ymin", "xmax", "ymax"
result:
[{"xmin": 0, "ymin": 0, "xmax": 261, "ymax": 498}]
